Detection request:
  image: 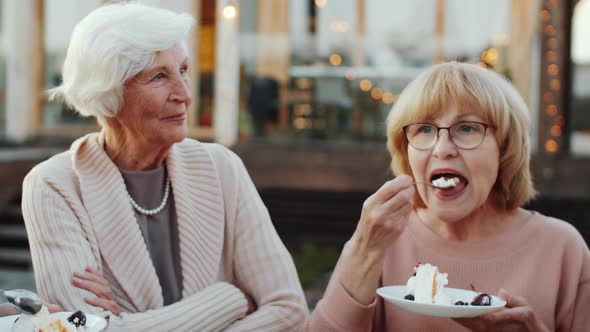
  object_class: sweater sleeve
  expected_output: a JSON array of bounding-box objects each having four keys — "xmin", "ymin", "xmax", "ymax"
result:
[
  {"xmin": 22, "ymin": 170, "xmax": 249, "ymax": 332},
  {"xmin": 556, "ymin": 226, "xmax": 590, "ymax": 332},
  {"xmin": 221, "ymin": 151, "xmax": 308, "ymax": 331},
  {"xmin": 567, "ymin": 277, "xmax": 590, "ymax": 331},
  {"xmin": 302, "ymin": 242, "xmax": 377, "ymax": 332}
]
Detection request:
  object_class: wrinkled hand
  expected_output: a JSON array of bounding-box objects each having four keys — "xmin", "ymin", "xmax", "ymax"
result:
[
  {"xmin": 72, "ymin": 267, "xmax": 122, "ymax": 316},
  {"xmin": 454, "ymin": 289, "xmax": 550, "ymax": 332},
  {"xmin": 353, "ymin": 174, "xmax": 414, "ymax": 255},
  {"xmin": 339, "ymin": 175, "xmax": 414, "ymax": 304},
  {"xmin": 0, "ymin": 303, "xmax": 19, "ymax": 317}
]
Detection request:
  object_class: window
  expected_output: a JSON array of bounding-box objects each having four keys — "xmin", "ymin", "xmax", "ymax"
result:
[
  {"xmin": 570, "ymin": 0, "xmax": 590, "ymax": 156},
  {"xmin": 0, "ymin": 0, "xmax": 6, "ymax": 133},
  {"xmin": 42, "ymin": 0, "xmax": 102, "ymax": 129},
  {"xmin": 238, "ymin": 0, "xmax": 515, "ymax": 144},
  {"xmin": 38, "ymin": 0, "xmax": 213, "ymax": 140}
]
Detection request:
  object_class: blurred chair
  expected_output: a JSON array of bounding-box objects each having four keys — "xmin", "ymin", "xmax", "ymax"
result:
[
  {"xmin": 312, "ymin": 77, "xmax": 353, "ymax": 139},
  {"xmin": 247, "ymin": 76, "xmax": 279, "ymax": 138}
]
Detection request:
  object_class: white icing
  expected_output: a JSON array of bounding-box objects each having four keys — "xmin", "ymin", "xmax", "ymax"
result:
[
  {"xmin": 431, "ymin": 176, "xmax": 459, "ymax": 188},
  {"xmin": 407, "ymin": 263, "xmax": 454, "ymax": 304}
]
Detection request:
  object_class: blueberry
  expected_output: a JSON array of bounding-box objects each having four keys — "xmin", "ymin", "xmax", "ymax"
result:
[
  {"xmin": 404, "ymin": 294, "xmax": 415, "ymax": 301},
  {"xmin": 454, "ymin": 301, "xmax": 465, "ymax": 306},
  {"xmin": 470, "ymin": 293, "xmax": 492, "ymax": 306},
  {"xmin": 67, "ymin": 310, "xmax": 87, "ymax": 327}
]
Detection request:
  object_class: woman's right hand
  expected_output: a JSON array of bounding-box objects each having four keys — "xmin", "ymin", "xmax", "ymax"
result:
[
  {"xmin": 72, "ymin": 267, "xmax": 122, "ymax": 316},
  {"xmin": 353, "ymin": 174, "xmax": 415, "ymax": 255},
  {"xmin": 339, "ymin": 175, "xmax": 415, "ymax": 304}
]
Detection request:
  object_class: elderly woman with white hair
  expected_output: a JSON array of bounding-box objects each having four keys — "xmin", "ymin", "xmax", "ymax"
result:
[{"xmin": 21, "ymin": 3, "xmax": 307, "ymax": 331}]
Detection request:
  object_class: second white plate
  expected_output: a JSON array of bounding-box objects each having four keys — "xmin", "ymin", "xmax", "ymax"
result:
[{"xmin": 377, "ymin": 285, "xmax": 506, "ymax": 318}]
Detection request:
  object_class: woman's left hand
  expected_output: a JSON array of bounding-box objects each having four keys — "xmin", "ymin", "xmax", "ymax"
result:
[
  {"xmin": 72, "ymin": 267, "xmax": 122, "ymax": 316},
  {"xmin": 454, "ymin": 289, "xmax": 550, "ymax": 332},
  {"xmin": 0, "ymin": 303, "xmax": 19, "ymax": 317}
]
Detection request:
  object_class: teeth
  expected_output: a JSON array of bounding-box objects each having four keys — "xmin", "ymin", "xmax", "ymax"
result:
[{"xmin": 431, "ymin": 176, "xmax": 459, "ymax": 188}]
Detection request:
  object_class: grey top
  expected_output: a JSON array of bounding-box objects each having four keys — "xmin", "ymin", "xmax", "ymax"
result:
[{"xmin": 120, "ymin": 165, "xmax": 182, "ymax": 305}]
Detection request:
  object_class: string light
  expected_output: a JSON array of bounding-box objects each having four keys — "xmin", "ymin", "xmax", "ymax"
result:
[
  {"xmin": 550, "ymin": 125, "xmax": 562, "ymax": 137},
  {"xmin": 482, "ymin": 48, "xmax": 498, "ymax": 65},
  {"xmin": 544, "ymin": 25, "xmax": 556, "ymax": 36},
  {"xmin": 543, "ymin": 92, "xmax": 554, "ymax": 103},
  {"xmin": 539, "ymin": 10, "xmax": 551, "ymax": 21},
  {"xmin": 329, "ymin": 54, "xmax": 342, "ymax": 66},
  {"xmin": 223, "ymin": 4, "xmax": 237, "ymax": 19},
  {"xmin": 546, "ymin": 51, "xmax": 557, "ymax": 62},
  {"xmin": 315, "ymin": 0, "xmax": 327, "ymax": 8},
  {"xmin": 545, "ymin": 140, "xmax": 558, "ymax": 153},
  {"xmin": 541, "ymin": 1, "xmax": 562, "ymax": 154},
  {"xmin": 550, "ymin": 79, "xmax": 560, "ymax": 91},
  {"xmin": 359, "ymin": 79, "xmax": 372, "ymax": 92},
  {"xmin": 556, "ymin": 115, "xmax": 565, "ymax": 126},
  {"xmin": 370, "ymin": 87, "xmax": 382, "ymax": 100},
  {"xmin": 382, "ymin": 92, "xmax": 397, "ymax": 104}
]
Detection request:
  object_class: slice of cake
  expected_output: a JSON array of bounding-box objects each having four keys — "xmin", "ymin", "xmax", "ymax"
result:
[
  {"xmin": 11, "ymin": 306, "xmax": 87, "ymax": 332},
  {"xmin": 405, "ymin": 263, "xmax": 453, "ymax": 305},
  {"xmin": 31, "ymin": 306, "xmax": 85, "ymax": 332}
]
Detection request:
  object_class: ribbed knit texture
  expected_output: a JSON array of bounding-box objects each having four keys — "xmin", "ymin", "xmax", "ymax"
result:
[
  {"xmin": 21, "ymin": 132, "xmax": 308, "ymax": 332},
  {"xmin": 304, "ymin": 211, "xmax": 590, "ymax": 331}
]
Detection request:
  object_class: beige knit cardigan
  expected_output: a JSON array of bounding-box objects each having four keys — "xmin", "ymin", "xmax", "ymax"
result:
[{"xmin": 21, "ymin": 132, "xmax": 308, "ymax": 331}]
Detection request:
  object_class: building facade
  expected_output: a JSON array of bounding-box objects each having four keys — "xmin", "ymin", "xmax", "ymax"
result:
[{"xmin": 0, "ymin": 0, "xmax": 588, "ymax": 197}]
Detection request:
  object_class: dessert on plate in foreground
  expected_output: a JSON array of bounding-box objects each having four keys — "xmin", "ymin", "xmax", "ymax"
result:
[
  {"xmin": 12, "ymin": 306, "xmax": 88, "ymax": 332},
  {"xmin": 405, "ymin": 263, "xmax": 492, "ymax": 306},
  {"xmin": 405, "ymin": 263, "xmax": 453, "ymax": 305}
]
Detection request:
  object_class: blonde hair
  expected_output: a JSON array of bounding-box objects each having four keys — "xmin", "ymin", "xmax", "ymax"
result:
[{"xmin": 386, "ymin": 62, "xmax": 536, "ymax": 210}]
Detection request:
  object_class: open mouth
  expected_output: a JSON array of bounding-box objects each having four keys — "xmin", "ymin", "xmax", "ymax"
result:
[{"xmin": 429, "ymin": 173, "xmax": 468, "ymax": 192}]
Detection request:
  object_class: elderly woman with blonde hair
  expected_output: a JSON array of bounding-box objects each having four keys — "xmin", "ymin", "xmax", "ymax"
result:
[
  {"xmin": 21, "ymin": 3, "xmax": 307, "ymax": 331},
  {"xmin": 304, "ymin": 62, "xmax": 590, "ymax": 331}
]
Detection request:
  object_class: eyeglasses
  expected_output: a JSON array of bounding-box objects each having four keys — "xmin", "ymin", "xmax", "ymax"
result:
[{"xmin": 403, "ymin": 121, "xmax": 492, "ymax": 150}]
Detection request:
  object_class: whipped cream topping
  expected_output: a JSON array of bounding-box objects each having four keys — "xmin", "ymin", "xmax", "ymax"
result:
[
  {"xmin": 406, "ymin": 263, "xmax": 453, "ymax": 305},
  {"xmin": 431, "ymin": 176, "xmax": 459, "ymax": 188}
]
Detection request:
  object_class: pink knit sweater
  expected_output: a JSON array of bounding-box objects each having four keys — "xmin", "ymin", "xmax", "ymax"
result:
[
  {"xmin": 305, "ymin": 212, "xmax": 590, "ymax": 331},
  {"xmin": 21, "ymin": 133, "xmax": 307, "ymax": 331}
]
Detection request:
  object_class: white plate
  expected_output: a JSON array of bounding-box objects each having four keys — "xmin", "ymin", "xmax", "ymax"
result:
[
  {"xmin": 377, "ymin": 286, "xmax": 507, "ymax": 318},
  {"xmin": 0, "ymin": 311, "xmax": 107, "ymax": 331}
]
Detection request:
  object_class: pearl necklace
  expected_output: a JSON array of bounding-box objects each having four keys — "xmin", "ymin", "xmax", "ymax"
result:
[{"xmin": 127, "ymin": 177, "xmax": 170, "ymax": 215}]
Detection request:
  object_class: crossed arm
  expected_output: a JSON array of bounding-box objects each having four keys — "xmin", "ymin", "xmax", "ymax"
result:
[{"xmin": 22, "ymin": 169, "xmax": 307, "ymax": 331}]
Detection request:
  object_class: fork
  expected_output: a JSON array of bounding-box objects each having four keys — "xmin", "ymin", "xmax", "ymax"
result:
[{"xmin": 0, "ymin": 289, "xmax": 43, "ymax": 315}]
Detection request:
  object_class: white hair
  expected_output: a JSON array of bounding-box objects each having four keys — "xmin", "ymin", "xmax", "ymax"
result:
[{"xmin": 49, "ymin": 2, "xmax": 195, "ymax": 125}]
